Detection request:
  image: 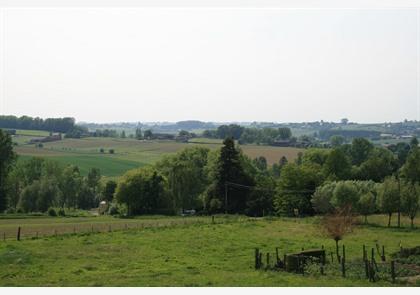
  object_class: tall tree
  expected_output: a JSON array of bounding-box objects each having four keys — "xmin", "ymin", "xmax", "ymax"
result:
[
  {"xmin": 0, "ymin": 129, "xmax": 16, "ymax": 211},
  {"xmin": 115, "ymin": 167, "xmax": 167, "ymax": 215},
  {"xmin": 331, "ymin": 181, "xmax": 359, "ymax": 210},
  {"xmin": 351, "ymin": 138, "xmax": 374, "ymax": 166},
  {"xmin": 275, "ymin": 163, "xmax": 323, "ymax": 216},
  {"xmin": 135, "ymin": 128, "xmax": 143, "ymax": 140},
  {"xmin": 401, "ymin": 181, "xmax": 420, "ymax": 228},
  {"xmin": 400, "ymin": 147, "xmax": 420, "ymax": 183},
  {"xmin": 156, "ymin": 147, "xmax": 209, "ymax": 212},
  {"xmin": 205, "ymin": 138, "xmax": 254, "ymax": 214},
  {"xmin": 102, "ymin": 180, "xmax": 117, "ymax": 202},
  {"xmin": 323, "ymin": 148, "xmax": 352, "ymax": 180},
  {"xmin": 59, "ymin": 165, "xmax": 82, "ymax": 208},
  {"xmin": 246, "ymin": 173, "xmax": 276, "ymax": 216},
  {"xmin": 87, "ymin": 168, "xmax": 101, "ymax": 197},
  {"xmin": 357, "ymin": 148, "xmax": 397, "ymax": 182},
  {"xmin": 377, "ymin": 176, "xmax": 400, "ymax": 227},
  {"xmin": 358, "ymin": 192, "xmax": 376, "ymax": 223}
]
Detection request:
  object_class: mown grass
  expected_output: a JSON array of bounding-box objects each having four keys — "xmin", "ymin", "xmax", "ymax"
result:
[
  {"xmin": 0, "ymin": 216, "xmax": 418, "ymax": 286},
  {"xmin": 13, "ymin": 136, "xmax": 303, "ymax": 176}
]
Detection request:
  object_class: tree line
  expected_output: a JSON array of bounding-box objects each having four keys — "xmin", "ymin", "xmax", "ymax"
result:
[
  {"xmin": 0, "ymin": 115, "xmax": 76, "ymax": 133},
  {"xmin": 1, "ymin": 128, "xmax": 419, "ymax": 227},
  {"xmin": 202, "ymin": 124, "xmax": 292, "ymax": 144}
]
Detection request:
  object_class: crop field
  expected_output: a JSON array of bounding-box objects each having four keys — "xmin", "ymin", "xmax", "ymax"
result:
[
  {"xmin": 12, "ymin": 135, "xmax": 303, "ymax": 176},
  {"xmin": 15, "ymin": 129, "xmax": 50, "ymax": 137},
  {"xmin": 0, "ymin": 215, "xmax": 418, "ymax": 286}
]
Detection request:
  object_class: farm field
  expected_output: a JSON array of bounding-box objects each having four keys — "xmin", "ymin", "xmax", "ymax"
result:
[
  {"xmin": 0, "ymin": 215, "xmax": 418, "ymax": 286},
  {"xmin": 13, "ymin": 136, "xmax": 304, "ymax": 176}
]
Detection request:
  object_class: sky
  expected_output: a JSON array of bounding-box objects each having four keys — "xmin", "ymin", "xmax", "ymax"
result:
[{"xmin": 0, "ymin": 8, "xmax": 419, "ymax": 123}]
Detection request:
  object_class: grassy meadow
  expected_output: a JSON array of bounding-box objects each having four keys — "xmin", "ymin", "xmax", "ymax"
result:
[
  {"xmin": 0, "ymin": 215, "xmax": 418, "ymax": 286},
  {"xmin": 13, "ymin": 135, "xmax": 304, "ymax": 176}
]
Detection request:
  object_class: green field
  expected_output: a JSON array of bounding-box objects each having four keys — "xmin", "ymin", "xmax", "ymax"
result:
[
  {"xmin": 15, "ymin": 129, "xmax": 50, "ymax": 137},
  {"xmin": 0, "ymin": 215, "xmax": 418, "ymax": 286},
  {"xmin": 13, "ymin": 136, "xmax": 304, "ymax": 176}
]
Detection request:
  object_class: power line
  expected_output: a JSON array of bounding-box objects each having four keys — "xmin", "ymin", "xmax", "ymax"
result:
[{"xmin": 225, "ymin": 181, "xmax": 315, "ymax": 194}]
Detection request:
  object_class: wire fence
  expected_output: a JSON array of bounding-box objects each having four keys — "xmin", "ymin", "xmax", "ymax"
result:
[
  {"xmin": 0, "ymin": 215, "xmax": 252, "ymax": 242},
  {"xmin": 254, "ymin": 246, "xmax": 420, "ymax": 285}
]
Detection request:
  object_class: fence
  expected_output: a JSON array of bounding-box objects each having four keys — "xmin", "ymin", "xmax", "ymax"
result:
[
  {"xmin": 254, "ymin": 244, "xmax": 420, "ymax": 284},
  {"xmin": 1, "ymin": 215, "xmax": 251, "ymax": 242}
]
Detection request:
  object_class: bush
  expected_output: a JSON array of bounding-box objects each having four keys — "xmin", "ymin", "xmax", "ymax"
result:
[
  {"xmin": 99, "ymin": 148, "xmax": 104, "ymax": 153},
  {"xmin": 48, "ymin": 207, "xmax": 57, "ymax": 216},
  {"xmin": 109, "ymin": 149, "xmax": 115, "ymax": 154},
  {"xmin": 108, "ymin": 204, "xmax": 119, "ymax": 215},
  {"xmin": 5, "ymin": 208, "xmax": 16, "ymax": 214},
  {"xmin": 58, "ymin": 208, "xmax": 66, "ymax": 216}
]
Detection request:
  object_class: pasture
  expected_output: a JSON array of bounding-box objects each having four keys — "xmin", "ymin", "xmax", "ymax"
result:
[
  {"xmin": 0, "ymin": 215, "xmax": 418, "ymax": 286},
  {"xmin": 13, "ymin": 136, "xmax": 304, "ymax": 176}
]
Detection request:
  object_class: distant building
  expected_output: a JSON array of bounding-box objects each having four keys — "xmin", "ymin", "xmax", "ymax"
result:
[
  {"xmin": 271, "ymin": 139, "xmax": 291, "ymax": 147},
  {"xmin": 29, "ymin": 133, "xmax": 62, "ymax": 144}
]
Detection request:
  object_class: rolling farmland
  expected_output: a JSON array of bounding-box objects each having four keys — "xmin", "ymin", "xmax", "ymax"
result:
[{"xmin": 13, "ymin": 135, "xmax": 304, "ymax": 176}]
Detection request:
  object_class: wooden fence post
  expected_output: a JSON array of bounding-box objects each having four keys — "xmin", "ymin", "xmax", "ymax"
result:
[
  {"xmin": 275, "ymin": 247, "xmax": 280, "ymax": 265},
  {"xmin": 363, "ymin": 245, "xmax": 366, "ymax": 261},
  {"xmin": 341, "ymin": 257, "xmax": 346, "ymax": 277},
  {"xmin": 370, "ymin": 261, "xmax": 376, "ymax": 282},
  {"xmin": 266, "ymin": 253, "xmax": 270, "ymax": 270},
  {"xmin": 255, "ymin": 248, "xmax": 260, "ymax": 269},
  {"xmin": 342, "ymin": 245, "xmax": 346, "ymax": 261},
  {"xmin": 381, "ymin": 245, "xmax": 386, "ymax": 262},
  {"xmin": 391, "ymin": 260, "xmax": 395, "ymax": 283},
  {"xmin": 364, "ymin": 259, "xmax": 369, "ymax": 279},
  {"xmin": 371, "ymin": 248, "xmax": 378, "ymax": 271},
  {"xmin": 17, "ymin": 227, "xmax": 21, "ymax": 241}
]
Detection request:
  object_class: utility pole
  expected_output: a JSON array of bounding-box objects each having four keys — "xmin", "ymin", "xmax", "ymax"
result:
[{"xmin": 225, "ymin": 183, "xmax": 228, "ymax": 214}]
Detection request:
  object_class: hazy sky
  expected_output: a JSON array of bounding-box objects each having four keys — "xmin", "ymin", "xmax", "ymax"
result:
[{"xmin": 0, "ymin": 8, "xmax": 419, "ymax": 123}]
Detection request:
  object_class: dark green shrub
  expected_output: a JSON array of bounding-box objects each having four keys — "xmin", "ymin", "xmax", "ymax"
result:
[
  {"xmin": 5, "ymin": 208, "xmax": 16, "ymax": 214},
  {"xmin": 108, "ymin": 204, "xmax": 119, "ymax": 215},
  {"xmin": 58, "ymin": 208, "xmax": 65, "ymax": 216},
  {"xmin": 48, "ymin": 207, "xmax": 57, "ymax": 217}
]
